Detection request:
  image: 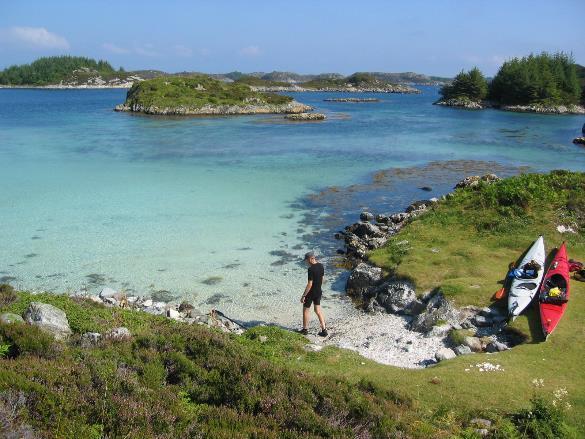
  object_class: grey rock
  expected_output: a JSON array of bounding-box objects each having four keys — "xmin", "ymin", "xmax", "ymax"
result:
[
  {"xmin": 454, "ymin": 345, "xmax": 472, "ymax": 355},
  {"xmin": 472, "ymin": 315, "xmax": 492, "ymax": 327},
  {"xmin": 406, "ymin": 200, "xmax": 432, "ymax": 214},
  {"xmin": 463, "ymin": 336, "xmax": 483, "ymax": 352},
  {"xmin": 374, "ymin": 281, "xmax": 417, "ymax": 313},
  {"xmin": 470, "ymin": 418, "xmax": 492, "ymax": 429},
  {"xmin": 259, "ymin": 335, "xmax": 268, "ymax": 343},
  {"xmin": 303, "ymin": 343, "xmax": 323, "ymax": 352},
  {"xmin": 106, "ymin": 327, "xmax": 131, "ymax": 340},
  {"xmin": 455, "ymin": 175, "xmax": 481, "ymax": 189},
  {"xmin": 23, "ymin": 302, "xmax": 72, "ymax": 340},
  {"xmin": 104, "ymin": 297, "xmax": 118, "ymax": 306},
  {"xmin": 99, "ymin": 287, "xmax": 118, "ymax": 299},
  {"xmin": 80, "ymin": 332, "xmax": 101, "ymax": 348},
  {"xmin": 167, "ymin": 308, "xmax": 182, "ymax": 320},
  {"xmin": 486, "ymin": 341, "xmax": 509, "ymax": 352},
  {"xmin": 474, "ymin": 429, "xmax": 489, "ymax": 437},
  {"xmin": 410, "ymin": 293, "xmax": 461, "ymax": 333},
  {"xmin": 0, "ymin": 312, "xmax": 24, "ymax": 324},
  {"xmin": 360, "ymin": 211, "xmax": 374, "ymax": 222},
  {"xmin": 479, "ymin": 307, "xmax": 492, "ymax": 317},
  {"xmin": 206, "ymin": 310, "xmax": 245, "ymax": 334},
  {"xmin": 427, "ymin": 324, "xmax": 453, "ymax": 338},
  {"xmin": 390, "ymin": 212, "xmax": 410, "ymax": 224},
  {"xmin": 347, "ymin": 222, "xmax": 385, "ymax": 239},
  {"xmin": 346, "ymin": 263, "xmax": 383, "ymax": 297},
  {"xmin": 141, "ymin": 299, "xmax": 153, "ymax": 307},
  {"xmin": 375, "ymin": 214, "xmax": 390, "ymax": 224},
  {"xmin": 435, "ymin": 347, "xmax": 456, "ymax": 361}
]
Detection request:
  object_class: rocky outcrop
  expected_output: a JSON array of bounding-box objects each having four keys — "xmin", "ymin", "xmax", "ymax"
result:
[
  {"xmin": 0, "ymin": 312, "xmax": 24, "ymax": 324},
  {"xmin": 284, "ymin": 112, "xmax": 326, "ymax": 121},
  {"xmin": 501, "ymin": 104, "xmax": 585, "ymax": 115},
  {"xmin": 346, "ymin": 263, "xmax": 383, "ymax": 297},
  {"xmin": 435, "ymin": 347, "xmax": 457, "ymax": 362},
  {"xmin": 23, "ymin": 302, "xmax": 72, "ymax": 340},
  {"xmin": 114, "ymin": 101, "xmax": 312, "ymax": 116},
  {"xmin": 573, "ymin": 137, "xmax": 585, "ymax": 146},
  {"xmin": 454, "ymin": 173, "xmax": 500, "ymax": 189},
  {"xmin": 434, "ymin": 97, "xmax": 484, "ymax": 109}
]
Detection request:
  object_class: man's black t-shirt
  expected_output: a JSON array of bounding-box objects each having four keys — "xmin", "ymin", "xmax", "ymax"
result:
[{"xmin": 308, "ymin": 263, "xmax": 324, "ymax": 294}]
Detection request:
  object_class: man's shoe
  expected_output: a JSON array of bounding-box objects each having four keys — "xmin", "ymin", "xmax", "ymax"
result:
[
  {"xmin": 298, "ymin": 328, "xmax": 308, "ymax": 335},
  {"xmin": 317, "ymin": 329, "xmax": 328, "ymax": 337}
]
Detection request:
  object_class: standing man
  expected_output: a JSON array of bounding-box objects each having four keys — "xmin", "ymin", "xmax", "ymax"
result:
[{"xmin": 299, "ymin": 252, "xmax": 328, "ymax": 336}]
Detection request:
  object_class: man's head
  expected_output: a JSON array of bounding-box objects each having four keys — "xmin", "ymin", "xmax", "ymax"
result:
[{"xmin": 304, "ymin": 251, "xmax": 317, "ymax": 265}]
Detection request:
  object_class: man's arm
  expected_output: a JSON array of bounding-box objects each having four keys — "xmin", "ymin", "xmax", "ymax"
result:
[{"xmin": 301, "ymin": 280, "xmax": 313, "ymax": 303}]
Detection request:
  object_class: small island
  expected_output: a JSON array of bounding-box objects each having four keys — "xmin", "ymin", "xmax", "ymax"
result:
[
  {"xmin": 323, "ymin": 98, "xmax": 380, "ymax": 102},
  {"xmin": 435, "ymin": 52, "xmax": 585, "ymax": 114},
  {"xmin": 114, "ymin": 76, "xmax": 312, "ymax": 116},
  {"xmin": 284, "ymin": 112, "xmax": 326, "ymax": 121}
]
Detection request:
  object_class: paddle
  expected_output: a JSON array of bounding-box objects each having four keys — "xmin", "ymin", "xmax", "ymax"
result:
[{"xmin": 493, "ymin": 261, "xmax": 515, "ymax": 300}]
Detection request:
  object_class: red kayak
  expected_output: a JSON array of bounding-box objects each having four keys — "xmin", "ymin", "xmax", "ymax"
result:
[{"xmin": 539, "ymin": 242, "xmax": 570, "ymax": 338}]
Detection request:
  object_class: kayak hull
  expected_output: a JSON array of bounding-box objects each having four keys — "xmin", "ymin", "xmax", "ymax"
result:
[
  {"xmin": 539, "ymin": 243, "xmax": 570, "ymax": 338},
  {"xmin": 508, "ymin": 236, "xmax": 546, "ymax": 319}
]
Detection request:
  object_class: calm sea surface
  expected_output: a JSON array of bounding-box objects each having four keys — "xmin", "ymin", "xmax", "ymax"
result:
[{"xmin": 1, "ymin": 87, "xmax": 583, "ymax": 324}]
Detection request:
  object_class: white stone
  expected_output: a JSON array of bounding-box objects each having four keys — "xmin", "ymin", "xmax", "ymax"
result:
[{"xmin": 99, "ymin": 287, "xmax": 118, "ymax": 299}]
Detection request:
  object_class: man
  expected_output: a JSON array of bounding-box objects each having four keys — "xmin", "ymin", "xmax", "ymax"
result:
[{"xmin": 299, "ymin": 252, "xmax": 327, "ymax": 337}]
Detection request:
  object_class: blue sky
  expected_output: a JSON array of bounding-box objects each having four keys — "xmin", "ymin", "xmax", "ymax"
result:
[{"xmin": 1, "ymin": 0, "xmax": 583, "ymax": 76}]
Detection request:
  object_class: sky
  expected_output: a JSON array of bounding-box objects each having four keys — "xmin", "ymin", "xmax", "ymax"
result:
[{"xmin": 1, "ymin": 0, "xmax": 584, "ymax": 77}]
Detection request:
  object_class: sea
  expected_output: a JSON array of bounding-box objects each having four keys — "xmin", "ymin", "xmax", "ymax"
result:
[{"xmin": 1, "ymin": 87, "xmax": 584, "ymax": 326}]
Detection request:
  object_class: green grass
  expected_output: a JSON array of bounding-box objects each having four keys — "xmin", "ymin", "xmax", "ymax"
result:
[{"xmin": 123, "ymin": 75, "xmax": 292, "ymax": 109}]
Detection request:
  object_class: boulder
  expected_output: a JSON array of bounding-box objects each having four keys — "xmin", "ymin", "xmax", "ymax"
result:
[
  {"xmin": 375, "ymin": 214, "xmax": 390, "ymax": 224},
  {"xmin": 80, "ymin": 332, "xmax": 101, "ymax": 348},
  {"xmin": 454, "ymin": 345, "xmax": 473, "ymax": 355},
  {"xmin": 390, "ymin": 212, "xmax": 409, "ymax": 224},
  {"xmin": 23, "ymin": 302, "xmax": 72, "ymax": 340},
  {"xmin": 106, "ymin": 327, "xmax": 131, "ymax": 340},
  {"xmin": 462, "ymin": 336, "xmax": 483, "ymax": 352},
  {"xmin": 373, "ymin": 281, "xmax": 417, "ymax": 314},
  {"xmin": 472, "ymin": 315, "xmax": 492, "ymax": 327},
  {"xmin": 360, "ymin": 211, "xmax": 374, "ymax": 222},
  {"xmin": 0, "ymin": 312, "xmax": 24, "ymax": 324},
  {"xmin": 206, "ymin": 310, "xmax": 245, "ymax": 334},
  {"xmin": 99, "ymin": 287, "xmax": 118, "ymax": 299},
  {"xmin": 455, "ymin": 176, "xmax": 481, "ymax": 189},
  {"xmin": 573, "ymin": 137, "xmax": 585, "ymax": 146},
  {"xmin": 347, "ymin": 222, "xmax": 385, "ymax": 239},
  {"xmin": 470, "ymin": 418, "xmax": 492, "ymax": 429},
  {"xmin": 410, "ymin": 293, "xmax": 460, "ymax": 333},
  {"xmin": 167, "ymin": 308, "xmax": 182, "ymax": 320},
  {"xmin": 486, "ymin": 341, "xmax": 509, "ymax": 352},
  {"xmin": 427, "ymin": 323, "xmax": 453, "ymax": 338},
  {"xmin": 405, "ymin": 200, "xmax": 432, "ymax": 214},
  {"xmin": 435, "ymin": 347, "xmax": 456, "ymax": 362},
  {"xmin": 346, "ymin": 263, "xmax": 383, "ymax": 297}
]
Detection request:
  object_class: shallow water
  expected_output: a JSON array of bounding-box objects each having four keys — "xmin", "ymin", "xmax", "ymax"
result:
[{"xmin": 1, "ymin": 87, "xmax": 584, "ymax": 326}]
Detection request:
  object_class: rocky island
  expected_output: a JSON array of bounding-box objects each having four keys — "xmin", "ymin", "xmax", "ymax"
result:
[
  {"xmin": 114, "ymin": 75, "xmax": 312, "ymax": 116},
  {"xmin": 435, "ymin": 53, "xmax": 585, "ymax": 114}
]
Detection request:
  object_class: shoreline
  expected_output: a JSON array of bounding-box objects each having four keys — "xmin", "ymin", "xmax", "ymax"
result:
[{"xmin": 434, "ymin": 97, "xmax": 585, "ymax": 115}]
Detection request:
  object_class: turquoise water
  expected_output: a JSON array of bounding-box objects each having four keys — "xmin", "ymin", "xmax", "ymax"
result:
[{"xmin": 1, "ymin": 87, "xmax": 584, "ymax": 324}]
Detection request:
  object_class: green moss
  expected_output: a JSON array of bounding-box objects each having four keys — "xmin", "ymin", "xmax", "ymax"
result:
[{"xmin": 123, "ymin": 75, "xmax": 292, "ymax": 109}]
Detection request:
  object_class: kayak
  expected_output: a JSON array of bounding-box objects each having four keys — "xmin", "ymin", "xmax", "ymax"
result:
[
  {"xmin": 508, "ymin": 236, "xmax": 546, "ymax": 320},
  {"xmin": 539, "ymin": 242, "xmax": 570, "ymax": 338}
]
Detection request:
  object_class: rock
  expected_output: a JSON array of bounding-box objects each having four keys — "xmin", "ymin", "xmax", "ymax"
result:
[
  {"xmin": 557, "ymin": 224, "xmax": 576, "ymax": 234},
  {"xmin": 373, "ymin": 281, "xmax": 417, "ymax": 314},
  {"xmin": 472, "ymin": 315, "xmax": 492, "ymax": 327},
  {"xmin": 427, "ymin": 323, "xmax": 453, "ymax": 338},
  {"xmin": 346, "ymin": 221, "xmax": 385, "ymax": 239},
  {"xmin": 259, "ymin": 335, "xmax": 268, "ymax": 343},
  {"xmin": 454, "ymin": 345, "xmax": 472, "ymax": 355},
  {"xmin": 481, "ymin": 173, "xmax": 500, "ymax": 184},
  {"xmin": 178, "ymin": 301, "xmax": 194, "ymax": 313},
  {"xmin": 126, "ymin": 296, "xmax": 138, "ymax": 304},
  {"xmin": 390, "ymin": 212, "xmax": 409, "ymax": 224},
  {"xmin": 103, "ymin": 297, "xmax": 118, "ymax": 306},
  {"xmin": 434, "ymin": 97, "xmax": 484, "ymax": 109},
  {"xmin": 346, "ymin": 263, "xmax": 383, "ymax": 297},
  {"xmin": 375, "ymin": 214, "xmax": 390, "ymax": 224},
  {"xmin": 206, "ymin": 310, "xmax": 245, "ymax": 334},
  {"xmin": 303, "ymin": 343, "xmax": 323, "ymax": 352},
  {"xmin": 99, "ymin": 287, "xmax": 118, "ymax": 299},
  {"xmin": 470, "ymin": 418, "xmax": 492, "ymax": 429},
  {"xmin": 23, "ymin": 302, "xmax": 72, "ymax": 340},
  {"xmin": 486, "ymin": 341, "xmax": 509, "ymax": 352},
  {"xmin": 474, "ymin": 429, "xmax": 489, "ymax": 437},
  {"xmin": 167, "ymin": 309, "xmax": 182, "ymax": 320},
  {"xmin": 141, "ymin": 299, "xmax": 153, "ymax": 307},
  {"xmin": 410, "ymin": 293, "xmax": 461, "ymax": 333},
  {"xmin": 405, "ymin": 200, "xmax": 432, "ymax": 214},
  {"xmin": 0, "ymin": 312, "xmax": 24, "ymax": 324},
  {"xmin": 360, "ymin": 211, "xmax": 374, "ymax": 222},
  {"xmin": 106, "ymin": 327, "xmax": 131, "ymax": 340},
  {"xmin": 435, "ymin": 347, "xmax": 456, "ymax": 361},
  {"xmin": 463, "ymin": 336, "xmax": 483, "ymax": 352},
  {"xmin": 419, "ymin": 186, "xmax": 432, "ymax": 192},
  {"xmin": 80, "ymin": 332, "xmax": 101, "ymax": 348},
  {"xmin": 455, "ymin": 176, "xmax": 481, "ymax": 189},
  {"xmin": 88, "ymin": 295, "xmax": 102, "ymax": 304},
  {"xmin": 284, "ymin": 112, "xmax": 326, "ymax": 121}
]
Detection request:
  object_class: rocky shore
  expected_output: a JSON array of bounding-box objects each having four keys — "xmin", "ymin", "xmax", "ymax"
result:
[
  {"xmin": 435, "ymin": 97, "xmax": 585, "ymax": 115},
  {"xmin": 284, "ymin": 112, "xmax": 326, "ymax": 121},
  {"xmin": 114, "ymin": 100, "xmax": 312, "ymax": 116},
  {"xmin": 323, "ymin": 98, "xmax": 380, "ymax": 102},
  {"xmin": 334, "ymin": 173, "xmax": 518, "ymax": 363},
  {"xmin": 250, "ymin": 84, "xmax": 421, "ymax": 94}
]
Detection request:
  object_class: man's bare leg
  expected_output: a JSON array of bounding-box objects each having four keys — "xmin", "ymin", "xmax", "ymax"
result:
[
  {"xmin": 303, "ymin": 306, "xmax": 311, "ymax": 329},
  {"xmin": 314, "ymin": 305, "xmax": 326, "ymax": 330}
]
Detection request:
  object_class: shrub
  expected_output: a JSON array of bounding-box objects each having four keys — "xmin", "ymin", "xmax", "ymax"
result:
[
  {"xmin": 511, "ymin": 397, "xmax": 574, "ymax": 438},
  {"xmin": 0, "ymin": 322, "xmax": 58, "ymax": 359},
  {"xmin": 0, "ymin": 284, "xmax": 16, "ymax": 308}
]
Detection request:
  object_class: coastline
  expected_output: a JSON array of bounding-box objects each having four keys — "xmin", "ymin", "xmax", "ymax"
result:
[{"xmin": 434, "ymin": 97, "xmax": 585, "ymax": 115}]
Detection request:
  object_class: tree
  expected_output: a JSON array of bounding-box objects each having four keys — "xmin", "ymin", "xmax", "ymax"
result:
[{"xmin": 440, "ymin": 67, "xmax": 488, "ymax": 101}]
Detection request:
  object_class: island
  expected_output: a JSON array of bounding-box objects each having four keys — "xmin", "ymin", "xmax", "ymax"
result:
[
  {"xmin": 114, "ymin": 75, "xmax": 312, "ymax": 116},
  {"xmin": 238, "ymin": 72, "xmax": 421, "ymax": 94},
  {"xmin": 435, "ymin": 52, "xmax": 585, "ymax": 114}
]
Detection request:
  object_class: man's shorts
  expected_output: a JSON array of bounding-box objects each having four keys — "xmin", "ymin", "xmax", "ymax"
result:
[{"xmin": 303, "ymin": 291, "xmax": 322, "ymax": 308}]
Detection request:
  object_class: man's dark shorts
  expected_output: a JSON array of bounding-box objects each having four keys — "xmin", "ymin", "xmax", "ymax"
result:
[{"xmin": 303, "ymin": 291, "xmax": 322, "ymax": 308}]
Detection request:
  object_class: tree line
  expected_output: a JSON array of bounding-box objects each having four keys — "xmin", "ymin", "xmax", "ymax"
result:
[
  {"xmin": 0, "ymin": 56, "xmax": 121, "ymax": 85},
  {"xmin": 440, "ymin": 52, "xmax": 583, "ymax": 106}
]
